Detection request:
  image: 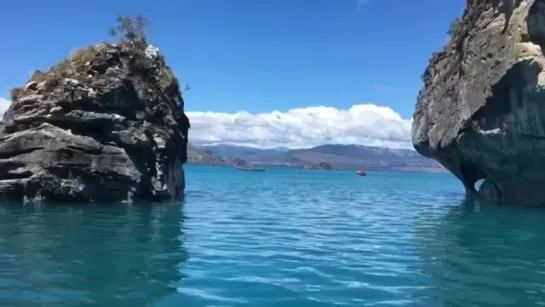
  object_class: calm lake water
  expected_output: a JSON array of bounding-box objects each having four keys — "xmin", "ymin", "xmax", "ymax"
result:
[{"xmin": 1, "ymin": 166, "xmax": 545, "ymax": 306}]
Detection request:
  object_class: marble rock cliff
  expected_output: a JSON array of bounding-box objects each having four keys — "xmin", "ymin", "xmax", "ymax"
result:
[
  {"xmin": 1, "ymin": 42, "xmax": 190, "ymax": 203},
  {"xmin": 412, "ymin": 0, "xmax": 545, "ymax": 206}
]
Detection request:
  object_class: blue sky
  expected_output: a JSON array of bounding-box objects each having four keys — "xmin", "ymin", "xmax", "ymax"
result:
[{"xmin": 0, "ymin": 0, "xmax": 465, "ymax": 148}]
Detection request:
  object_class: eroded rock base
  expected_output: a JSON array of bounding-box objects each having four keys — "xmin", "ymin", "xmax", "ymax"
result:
[{"xmin": 412, "ymin": 0, "xmax": 545, "ymax": 207}]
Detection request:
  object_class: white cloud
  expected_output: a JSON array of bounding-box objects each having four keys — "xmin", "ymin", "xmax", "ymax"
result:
[
  {"xmin": 0, "ymin": 98, "xmax": 11, "ymax": 120},
  {"xmin": 187, "ymin": 104, "xmax": 413, "ymax": 149},
  {"xmin": 0, "ymin": 97, "xmax": 411, "ymax": 150}
]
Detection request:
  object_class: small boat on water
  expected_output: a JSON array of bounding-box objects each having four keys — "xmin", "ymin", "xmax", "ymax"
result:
[
  {"xmin": 235, "ymin": 166, "xmax": 266, "ymax": 172},
  {"xmin": 357, "ymin": 168, "xmax": 367, "ymax": 176}
]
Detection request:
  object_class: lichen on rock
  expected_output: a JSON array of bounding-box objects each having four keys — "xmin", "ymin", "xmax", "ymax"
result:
[
  {"xmin": 412, "ymin": 0, "xmax": 545, "ymax": 206},
  {"xmin": 1, "ymin": 16, "xmax": 190, "ymax": 203}
]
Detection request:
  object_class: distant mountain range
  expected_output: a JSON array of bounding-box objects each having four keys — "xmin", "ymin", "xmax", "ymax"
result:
[
  {"xmin": 187, "ymin": 143, "xmax": 446, "ymax": 173},
  {"xmin": 186, "ymin": 143, "xmax": 227, "ymax": 165}
]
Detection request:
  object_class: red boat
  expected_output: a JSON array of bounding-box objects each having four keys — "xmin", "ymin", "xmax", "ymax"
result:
[{"xmin": 357, "ymin": 169, "xmax": 367, "ymax": 176}]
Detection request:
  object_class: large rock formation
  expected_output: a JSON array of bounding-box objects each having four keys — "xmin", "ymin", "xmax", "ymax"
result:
[
  {"xmin": 412, "ymin": 0, "xmax": 545, "ymax": 206},
  {"xmin": 1, "ymin": 41, "xmax": 189, "ymax": 203}
]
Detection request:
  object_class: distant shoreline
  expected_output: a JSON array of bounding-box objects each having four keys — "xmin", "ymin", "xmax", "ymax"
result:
[
  {"xmin": 184, "ymin": 163, "xmax": 448, "ymax": 175},
  {"xmin": 186, "ymin": 143, "xmax": 447, "ymax": 174}
]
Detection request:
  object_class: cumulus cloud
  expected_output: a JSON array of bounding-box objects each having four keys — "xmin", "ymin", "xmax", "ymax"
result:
[
  {"xmin": 187, "ymin": 104, "xmax": 414, "ymax": 149},
  {"xmin": 0, "ymin": 97, "xmax": 411, "ymax": 149},
  {"xmin": 0, "ymin": 98, "xmax": 11, "ymax": 120}
]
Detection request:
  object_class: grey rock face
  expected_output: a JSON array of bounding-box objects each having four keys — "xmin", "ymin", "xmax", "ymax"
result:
[
  {"xmin": 413, "ymin": 0, "xmax": 545, "ymax": 206},
  {"xmin": 2, "ymin": 42, "xmax": 189, "ymax": 203}
]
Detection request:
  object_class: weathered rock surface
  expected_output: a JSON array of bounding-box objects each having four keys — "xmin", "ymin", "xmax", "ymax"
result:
[
  {"xmin": 1, "ymin": 42, "xmax": 189, "ymax": 203},
  {"xmin": 412, "ymin": 0, "xmax": 545, "ymax": 206}
]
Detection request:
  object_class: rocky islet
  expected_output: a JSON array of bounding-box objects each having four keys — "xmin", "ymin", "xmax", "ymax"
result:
[{"xmin": 0, "ymin": 21, "xmax": 189, "ymax": 203}]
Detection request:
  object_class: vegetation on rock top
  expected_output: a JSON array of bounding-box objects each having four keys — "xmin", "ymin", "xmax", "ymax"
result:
[{"xmin": 9, "ymin": 15, "xmax": 182, "ymax": 104}]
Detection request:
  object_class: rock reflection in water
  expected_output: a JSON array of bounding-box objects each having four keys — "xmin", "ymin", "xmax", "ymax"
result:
[
  {"xmin": 0, "ymin": 202, "xmax": 187, "ymax": 306},
  {"xmin": 413, "ymin": 201, "xmax": 545, "ymax": 306}
]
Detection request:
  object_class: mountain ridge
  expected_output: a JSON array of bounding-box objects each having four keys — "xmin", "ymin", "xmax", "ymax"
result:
[{"xmin": 187, "ymin": 143, "xmax": 445, "ymax": 173}]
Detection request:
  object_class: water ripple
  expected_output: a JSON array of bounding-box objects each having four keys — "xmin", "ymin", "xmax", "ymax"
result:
[{"xmin": 1, "ymin": 168, "xmax": 545, "ymax": 306}]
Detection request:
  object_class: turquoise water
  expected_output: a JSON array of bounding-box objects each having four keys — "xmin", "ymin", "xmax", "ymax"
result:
[{"xmin": 1, "ymin": 166, "xmax": 545, "ymax": 306}]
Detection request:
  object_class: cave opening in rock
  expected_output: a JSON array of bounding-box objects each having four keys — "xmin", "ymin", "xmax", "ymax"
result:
[{"xmin": 475, "ymin": 178, "xmax": 485, "ymax": 192}]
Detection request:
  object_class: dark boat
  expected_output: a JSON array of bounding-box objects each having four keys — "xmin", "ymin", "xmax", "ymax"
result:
[
  {"xmin": 357, "ymin": 169, "xmax": 367, "ymax": 176},
  {"xmin": 235, "ymin": 166, "xmax": 266, "ymax": 172}
]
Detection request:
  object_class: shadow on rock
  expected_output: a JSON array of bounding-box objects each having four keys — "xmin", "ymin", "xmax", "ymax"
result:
[{"xmin": 0, "ymin": 16, "xmax": 189, "ymax": 204}]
